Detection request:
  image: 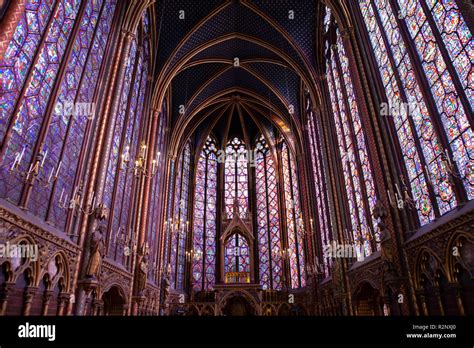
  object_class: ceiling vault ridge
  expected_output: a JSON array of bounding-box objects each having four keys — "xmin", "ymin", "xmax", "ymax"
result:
[
  {"xmin": 170, "ymin": 86, "xmax": 299, "ymax": 157},
  {"xmin": 153, "ymin": 0, "xmax": 323, "ymax": 162},
  {"xmin": 153, "ymin": 1, "xmax": 232, "ymax": 92},
  {"xmin": 177, "ymin": 58, "xmax": 292, "ymax": 74},
  {"xmin": 152, "ymin": 31, "xmax": 320, "ymax": 115},
  {"xmin": 177, "ymin": 64, "xmax": 294, "ymax": 126}
]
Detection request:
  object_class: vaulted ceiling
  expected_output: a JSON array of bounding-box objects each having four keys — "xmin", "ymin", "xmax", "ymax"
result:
[{"xmin": 150, "ymin": 0, "xmax": 325, "ymax": 154}]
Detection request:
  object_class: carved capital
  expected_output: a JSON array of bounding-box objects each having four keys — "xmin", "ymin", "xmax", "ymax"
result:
[
  {"xmin": 121, "ymin": 29, "xmax": 136, "ymax": 41},
  {"xmin": 25, "ymin": 286, "xmax": 38, "ymax": 300},
  {"xmin": 42, "ymin": 290, "xmax": 54, "ymax": 304},
  {"xmin": 78, "ymin": 278, "xmax": 99, "ymax": 293},
  {"xmin": 0, "ymin": 283, "xmax": 15, "ymax": 300}
]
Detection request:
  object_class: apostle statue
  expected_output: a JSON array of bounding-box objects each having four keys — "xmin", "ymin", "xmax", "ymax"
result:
[
  {"xmin": 161, "ymin": 267, "xmax": 171, "ymax": 306},
  {"xmin": 136, "ymin": 245, "xmax": 149, "ymax": 296},
  {"xmin": 85, "ymin": 224, "xmax": 106, "ymax": 279}
]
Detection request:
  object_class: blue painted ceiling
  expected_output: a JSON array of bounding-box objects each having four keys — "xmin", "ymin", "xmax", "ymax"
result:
[{"xmin": 153, "ymin": 0, "xmax": 319, "ymax": 139}]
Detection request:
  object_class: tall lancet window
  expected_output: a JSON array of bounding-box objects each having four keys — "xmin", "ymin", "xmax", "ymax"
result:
[
  {"xmin": 281, "ymin": 142, "xmax": 306, "ymax": 289},
  {"xmin": 103, "ymin": 18, "xmax": 149, "ymax": 267},
  {"xmin": 192, "ymin": 136, "xmax": 217, "ymax": 291},
  {"xmin": 305, "ymin": 96, "xmax": 332, "ymax": 277},
  {"xmin": 224, "ymin": 234, "xmax": 250, "ymax": 274},
  {"xmin": 224, "ymin": 137, "xmax": 249, "ymax": 219},
  {"xmin": 360, "ymin": 0, "xmax": 474, "ymax": 224},
  {"xmin": 326, "ymin": 21, "xmax": 379, "ymax": 259},
  {"xmin": 170, "ymin": 142, "xmax": 191, "ymax": 289},
  {"xmin": 147, "ymin": 101, "xmax": 166, "ymax": 283},
  {"xmin": 0, "ymin": 0, "xmax": 117, "ymax": 224},
  {"xmin": 358, "ymin": 1, "xmax": 473, "ymax": 226},
  {"xmin": 255, "ymin": 135, "xmax": 283, "ymax": 290}
]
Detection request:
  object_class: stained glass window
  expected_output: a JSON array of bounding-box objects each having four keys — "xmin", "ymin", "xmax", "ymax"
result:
[
  {"xmin": 103, "ymin": 39, "xmax": 137, "ymax": 213},
  {"xmin": 41, "ymin": 0, "xmax": 116, "ymax": 227},
  {"xmin": 305, "ymin": 97, "xmax": 332, "ymax": 277},
  {"xmin": 0, "ymin": 0, "xmax": 83, "ymax": 204},
  {"xmin": 1, "ymin": 0, "xmax": 57, "ymax": 140},
  {"xmin": 281, "ymin": 142, "xmax": 306, "ymax": 289},
  {"xmin": 0, "ymin": 0, "xmax": 117, "ymax": 230},
  {"xmin": 147, "ymin": 103, "xmax": 166, "ymax": 283},
  {"xmin": 170, "ymin": 142, "xmax": 191, "ymax": 289},
  {"xmin": 48, "ymin": 0, "xmax": 117, "ymax": 229},
  {"xmin": 425, "ymin": 0, "xmax": 473, "ymax": 107},
  {"xmin": 396, "ymin": 0, "xmax": 473, "ymax": 200},
  {"xmin": 358, "ymin": 0, "xmax": 473, "ymax": 224},
  {"xmin": 104, "ymin": 18, "xmax": 149, "ymax": 267},
  {"xmin": 326, "ymin": 27, "xmax": 379, "ymax": 259},
  {"xmin": 255, "ymin": 135, "xmax": 283, "ymax": 289},
  {"xmin": 192, "ymin": 136, "xmax": 217, "ymax": 291},
  {"xmin": 163, "ymin": 160, "xmax": 175, "ymax": 274},
  {"xmin": 224, "ymin": 137, "xmax": 249, "ymax": 219},
  {"xmin": 224, "ymin": 233, "xmax": 250, "ymax": 274}
]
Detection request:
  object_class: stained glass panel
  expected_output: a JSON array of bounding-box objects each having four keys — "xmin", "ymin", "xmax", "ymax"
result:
[
  {"xmin": 326, "ymin": 27, "xmax": 379, "ymax": 258},
  {"xmin": 0, "ymin": 0, "xmax": 82, "ymax": 204},
  {"xmin": 255, "ymin": 135, "xmax": 282, "ymax": 290},
  {"xmin": 224, "ymin": 234, "xmax": 250, "ymax": 274},
  {"xmin": 282, "ymin": 143, "xmax": 305, "ymax": 288},
  {"xmin": 192, "ymin": 136, "xmax": 217, "ymax": 291},
  {"xmin": 396, "ymin": 0, "xmax": 473, "ymax": 200},
  {"xmin": 170, "ymin": 143, "xmax": 191, "ymax": 289},
  {"xmin": 224, "ymin": 137, "xmax": 249, "ymax": 219},
  {"xmin": 306, "ymin": 103, "xmax": 332, "ymax": 277},
  {"xmin": 0, "ymin": 0, "xmax": 56, "ymax": 140}
]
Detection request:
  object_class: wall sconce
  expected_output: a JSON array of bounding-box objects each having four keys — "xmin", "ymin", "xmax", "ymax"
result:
[
  {"xmin": 306, "ymin": 259, "xmax": 324, "ymax": 277},
  {"xmin": 185, "ymin": 249, "xmax": 202, "ymax": 262},
  {"xmin": 165, "ymin": 218, "xmax": 188, "ymax": 238},
  {"xmin": 9, "ymin": 147, "xmax": 61, "ymax": 187},
  {"xmin": 121, "ymin": 142, "xmax": 160, "ymax": 178},
  {"xmin": 441, "ymin": 148, "xmax": 463, "ymax": 180},
  {"xmin": 60, "ymin": 186, "xmax": 97, "ymax": 215},
  {"xmin": 275, "ymin": 247, "xmax": 291, "ymax": 260},
  {"xmin": 387, "ymin": 177, "xmax": 415, "ymax": 210}
]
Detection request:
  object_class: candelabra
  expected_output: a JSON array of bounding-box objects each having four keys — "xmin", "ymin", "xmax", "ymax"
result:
[
  {"xmin": 306, "ymin": 259, "xmax": 324, "ymax": 279},
  {"xmin": 121, "ymin": 141, "xmax": 160, "ymax": 178},
  {"xmin": 440, "ymin": 148, "xmax": 464, "ymax": 180},
  {"xmin": 164, "ymin": 218, "xmax": 189, "ymax": 239},
  {"xmin": 342, "ymin": 227, "xmax": 374, "ymax": 262},
  {"xmin": 60, "ymin": 186, "xmax": 97, "ymax": 215},
  {"xmin": 300, "ymin": 217, "xmax": 316, "ymax": 238},
  {"xmin": 354, "ymin": 231, "xmax": 368, "ymax": 247},
  {"xmin": 275, "ymin": 248, "xmax": 291, "ymax": 292},
  {"xmin": 8, "ymin": 147, "xmax": 61, "ymax": 187},
  {"xmin": 275, "ymin": 247, "xmax": 291, "ymax": 260},
  {"xmin": 387, "ymin": 176, "xmax": 415, "ymax": 210},
  {"xmin": 185, "ymin": 249, "xmax": 202, "ymax": 262},
  {"xmin": 122, "ymin": 233, "xmax": 140, "ymax": 257}
]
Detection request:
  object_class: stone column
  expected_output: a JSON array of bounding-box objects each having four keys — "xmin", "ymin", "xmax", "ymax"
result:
[
  {"xmin": 0, "ymin": 283, "xmax": 15, "ymax": 315},
  {"xmin": 41, "ymin": 290, "xmax": 53, "ymax": 316},
  {"xmin": 22, "ymin": 287, "xmax": 38, "ymax": 316},
  {"xmin": 57, "ymin": 293, "xmax": 70, "ymax": 316},
  {"xmin": 451, "ymin": 282, "xmax": 465, "ymax": 315},
  {"xmin": 416, "ymin": 290, "xmax": 429, "ymax": 316}
]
